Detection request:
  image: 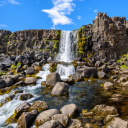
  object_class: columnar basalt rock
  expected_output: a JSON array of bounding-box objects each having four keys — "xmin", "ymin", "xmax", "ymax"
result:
[
  {"xmin": 0, "ymin": 29, "xmax": 61, "ymax": 57},
  {"xmin": 92, "ymin": 12, "xmax": 128, "ymax": 61}
]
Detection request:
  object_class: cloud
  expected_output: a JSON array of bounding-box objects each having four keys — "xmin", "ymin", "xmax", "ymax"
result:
[
  {"xmin": 0, "ymin": 0, "xmax": 20, "ymax": 6},
  {"xmin": 94, "ymin": 9, "xmax": 98, "ymax": 13},
  {"xmin": 0, "ymin": 24, "xmax": 8, "ymax": 28},
  {"xmin": 77, "ymin": 15, "xmax": 81, "ymax": 20},
  {"xmin": 42, "ymin": 0, "xmax": 75, "ymax": 29}
]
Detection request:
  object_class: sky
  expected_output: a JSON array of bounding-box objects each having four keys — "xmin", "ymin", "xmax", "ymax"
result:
[{"xmin": 0, "ymin": 0, "xmax": 128, "ymax": 32}]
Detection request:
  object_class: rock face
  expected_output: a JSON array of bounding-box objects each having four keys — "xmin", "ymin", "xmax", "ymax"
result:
[
  {"xmin": 92, "ymin": 12, "xmax": 128, "ymax": 61},
  {"xmin": 1, "ymin": 29, "xmax": 61, "ymax": 57},
  {"xmin": 46, "ymin": 73, "xmax": 61, "ymax": 86},
  {"xmin": 51, "ymin": 82, "xmax": 69, "ymax": 96}
]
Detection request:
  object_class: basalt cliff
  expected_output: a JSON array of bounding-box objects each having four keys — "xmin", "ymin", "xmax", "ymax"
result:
[{"xmin": 1, "ymin": 12, "xmax": 128, "ymax": 62}]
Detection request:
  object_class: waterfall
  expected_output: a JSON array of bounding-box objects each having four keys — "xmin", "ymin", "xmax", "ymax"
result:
[
  {"xmin": 56, "ymin": 30, "xmax": 78, "ymax": 62},
  {"xmin": 56, "ymin": 30, "xmax": 78, "ymax": 79}
]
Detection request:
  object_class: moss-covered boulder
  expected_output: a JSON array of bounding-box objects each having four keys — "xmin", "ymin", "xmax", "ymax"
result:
[
  {"xmin": 29, "ymin": 100, "xmax": 48, "ymax": 112},
  {"xmin": 19, "ymin": 93, "xmax": 33, "ymax": 101}
]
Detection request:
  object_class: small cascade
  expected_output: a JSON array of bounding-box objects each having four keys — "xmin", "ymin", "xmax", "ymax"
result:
[{"xmin": 57, "ymin": 64, "xmax": 75, "ymax": 79}]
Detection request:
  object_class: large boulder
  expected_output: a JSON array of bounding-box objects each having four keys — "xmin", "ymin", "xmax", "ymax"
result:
[
  {"xmin": 52, "ymin": 114, "xmax": 69, "ymax": 127},
  {"xmin": 35, "ymin": 109, "xmax": 60, "ymax": 127},
  {"xmin": 0, "ymin": 57, "xmax": 12, "ymax": 68},
  {"xmin": 93, "ymin": 105, "xmax": 118, "ymax": 116},
  {"xmin": 29, "ymin": 100, "xmax": 48, "ymax": 112},
  {"xmin": 14, "ymin": 102, "xmax": 31, "ymax": 119},
  {"xmin": 46, "ymin": 73, "xmax": 61, "ymax": 86},
  {"xmin": 51, "ymin": 82, "xmax": 69, "ymax": 96},
  {"xmin": 16, "ymin": 109, "xmax": 38, "ymax": 128},
  {"xmin": 104, "ymin": 82, "xmax": 114, "ymax": 91},
  {"xmin": 76, "ymin": 66, "xmax": 97, "ymax": 78},
  {"xmin": 60, "ymin": 104, "xmax": 78, "ymax": 117},
  {"xmin": 38, "ymin": 120, "xmax": 63, "ymax": 128},
  {"xmin": 107, "ymin": 118, "xmax": 128, "ymax": 128},
  {"xmin": 26, "ymin": 67, "xmax": 35, "ymax": 75},
  {"xmin": 25, "ymin": 77, "xmax": 37, "ymax": 84},
  {"xmin": 19, "ymin": 93, "xmax": 34, "ymax": 101}
]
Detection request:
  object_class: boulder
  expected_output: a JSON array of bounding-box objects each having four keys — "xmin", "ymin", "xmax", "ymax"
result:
[
  {"xmin": 4, "ymin": 78, "xmax": 13, "ymax": 87},
  {"xmin": 51, "ymin": 114, "xmax": 69, "ymax": 127},
  {"xmin": 95, "ymin": 61, "xmax": 103, "ymax": 68},
  {"xmin": 38, "ymin": 120, "xmax": 63, "ymax": 128},
  {"xmin": 46, "ymin": 73, "xmax": 61, "ymax": 86},
  {"xmin": 25, "ymin": 77, "xmax": 37, "ymax": 84},
  {"xmin": 35, "ymin": 109, "xmax": 60, "ymax": 127},
  {"xmin": 19, "ymin": 93, "xmax": 33, "ymax": 101},
  {"xmin": 29, "ymin": 100, "xmax": 48, "ymax": 112},
  {"xmin": 93, "ymin": 105, "xmax": 118, "ymax": 116},
  {"xmin": 15, "ymin": 55, "xmax": 25, "ymax": 63},
  {"xmin": 63, "ymin": 78, "xmax": 75, "ymax": 84},
  {"xmin": 104, "ymin": 82, "xmax": 114, "ymax": 91},
  {"xmin": 98, "ymin": 71, "xmax": 107, "ymax": 79},
  {"xmin": 60, "ymin": 104, "xmax": 78, "ymax": 117},
  {"xmin": 107, "ymin": 118, "xmax": 128, "ymax": 128},
  {"xmin": 17, "ymin": 109, "xmax": 38, "ymax": 128},
  {"xmin": 0, "ymin": 57, "xmax": 12, "ymax": 68},
  {"xmin": 101, "ymin": 64, "xmax": 109, "ymax": 73},
  {"xmin": 67, "ymin": 119, "xmax": 83, "ymax": 128},
  {"xmin": 51, "ymin": 82, "xmax": 69, "ymax": 96},
  {"xmin": 26, "ymin": 67, "xmax": 35, "ymax": 75},
  {"xmin": 14, "ymin": 102, "xmax": 31, "ymax": 119}
]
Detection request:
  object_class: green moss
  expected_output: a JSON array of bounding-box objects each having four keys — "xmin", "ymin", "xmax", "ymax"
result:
[
  {"xmin": 11, "ymin": 63, "xmax": 21, "ymax": 70},
  {"xmin": 120, "ymin": 65, "xmax": 128, "ymax": 70},
  {"xmin": 5, "ymin": 114, "xmax": 17, "ymax": 124},
  {"xmin": 7, "ymin": 41, "xmax": 10, "ymax": 45},
  {"xmin": 4, "ymin": 36, "xmax": 8, "ymax": 39},
  {"xmin": 9, "ymin": 33, "xmax": 14, "ymax": 38},
  {"xmin": 55, "ymin": 31, "xmax": 60, "ymax": 34},
  {"xmin": 0, "ymin": 72, "xmax": 6, "ymax": 76}
]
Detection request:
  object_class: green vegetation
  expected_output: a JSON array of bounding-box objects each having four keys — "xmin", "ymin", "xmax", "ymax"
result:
[
  {"xmin": 4, "ymin": 36, "xmax": 8, "ymax": 39},
  {"xmin": 9, "ymin": 33, "xmax": 14, "ymax": 38},
  {"xmin": 120, "ymin": 65, "xmax": 128, "ymax": 70},
  {"xmin": 55, "ymin": 31, "xmax": 60, "ymax": 34},
  {"xmin": 7, "ymin": 41, "xmax": 10, "ymax": 45},
  {"xmin": 11, "ymin": 63, "xmax": 21, "ymax": 70},
  {"xmin": 0, "ymin": 72, "xmax": 6, "ymax": 76}
]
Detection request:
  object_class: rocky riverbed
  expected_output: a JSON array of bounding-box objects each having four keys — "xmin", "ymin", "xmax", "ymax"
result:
[{"xmin": 0, "ymin": 53, "xmax": 128, "ymax": 128}]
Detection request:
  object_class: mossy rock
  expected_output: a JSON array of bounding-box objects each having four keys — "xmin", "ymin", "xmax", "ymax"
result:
[
  {"xmin": 5, "ymin": 114, "xmax": 17, "ymax": 124},
  {"xmin": 50, "ymin": 63, "xmax": 57, "ymax": 72},
  {"xmin": 19, "ymin": 93, "xmax": 34, "ymax": 101},
  {"xmin": 41, "ymin": 81, "xmax": 46, "ymax": 86}
]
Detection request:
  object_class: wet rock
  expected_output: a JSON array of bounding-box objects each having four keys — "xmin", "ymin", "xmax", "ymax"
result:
[
  {"xmin": 51, "ymin": 114, "xmax": 69, "ymax": 127},
  {"xmin": 26, "ymin": 67, "xmax": 35, "ymax": 75},
  {"xmin": 38, "ymin": 120, "xmax": 63, "ymax": 128},
  {"xmin": 17, "ymin": 109, "xmax": 38, "ymax": 128},
  {"xmin": 77, "ymin": 66, "xmax": 97, "ymax": 78},
  {"xmin": 14, "ymin": 90, "xmax": 23, "ymax": 94},
  {"xmin": 5, "ymin": 114, "xmax": 17, "ymax": 124},
  {"xmin": 19, "ymin": 93, "xmax": 33, "ymax": 100},
  {"xmin": 95, "ymin": 61, "xmax": 103, "ymax": 68},
  {"xmin": 13, "ymin": 81, "xmax": 24, "ymax": 87},
  {"xmin": 14, "ymin": 102, "xmax": 31, "ymax": 119},
  {"xmin": 15, "ymin": 55, "xmax": 25, "ymax": 63},
  {"xmin": 104, "ymin": 82, "xmax": 114, "ymax": 91},
  {"xmin": 29, "ymin": 100, "xmax": 48, "ymax": 112},
  {"xmin": 63, "ymin": 78, "xmax": 75, "ymax": 84},
  {"xmin": 71, "ymin": 73, "xmax": 83, "ymax": 82},
  {"xmin": 60, "ymin": 104, "xmax": 78, "ymax": 117},
  {"xmin": 93, "ymin": 105, "xmax": 118, "ymax": 116},
  {"xmin": 51, "ymin": 82, "xmax": 69, "ymax": 96},
  {"xmin": 0, "ymin": 78, "xmax": 5, "ymax": 89},
  {"xmin": 98, "ymin": 71, "xmax": 107, "ymax": 79},
  {"xmin": 46, "ymin": 72, "xmax": 61, "ymax": 86},
  {"xmin": 110, "ymin": 94, "xmax": 123, "ymax": 102},
  {"xmin": 5, "ymin": 94, "xmax": 15, "ymax": 102},
  {"xmin": 16, "ymin": 66, "xmax": 22, "ymax": 73},
  {"xmin": 35, "ymin": 109, "xmax": 60, "ymax": 127},
  {"xmin": 107, "ymin": 117, "xmax": 128, "ymax": 128},
  {"xmin": 25, "ymin": 77, "xmax": 36, "ymax": 85},
  {"xmin": 67, "ymin": 119, "xmax": 83, "ymax": 128}
]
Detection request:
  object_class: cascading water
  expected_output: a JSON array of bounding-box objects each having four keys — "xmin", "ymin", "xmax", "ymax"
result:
[{"xmin": 56, "ymin": 30, "xmax": 78, "ymax": 79}]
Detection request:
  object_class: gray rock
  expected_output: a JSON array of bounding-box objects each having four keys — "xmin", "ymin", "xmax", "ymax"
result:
[
  {"xmin": 35, "ymin": 109, "xmax": 60, "ymax": 127},
  {"xmin": 52, "ymin": 114, "xmax": 69, "ymax": 127},
  {"xmin": 25, "ymin": 77, "xmax": 37, "ymax": 84},
  {"xmin": 68, "ymin": 119, "xmax": 83, "ymax": 128},
  {"xmin": 104, "ymin": 82, "xmax": 114, "ymax": 91},
  {"xmin": 60, "ymin": 104, "xmax": 78, "ymax": 117},
  {"xmin": 46, "ymin": 73, "xmax": 61, "ymax": 86},
  {"xmin": 98, "ymin": 71, "xmax": 107, "ymax": 79},
  {"xmin": 107, "ymin": 117, "xmax": 128, "ymax": 128},
  {"xmin": 14, "ymin": 102, "xmax": 31, "ymax": 119},
  {"xmin": 51, "ymin": 82, "xmax": 69, "ymax": 96},
  {"xmin": 26, "ymin": 67, "xmax": 35, "ymax": 75},
  {"xmin": 0, "ymin": 78, "xmax": 5, "ymax": 89},
  {"xmin": 38, "ymin": 120, "xmax": 63, "ymax": 128}
]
